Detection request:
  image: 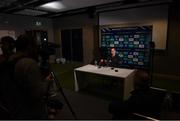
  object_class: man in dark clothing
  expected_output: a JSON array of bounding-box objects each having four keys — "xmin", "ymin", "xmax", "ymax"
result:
[
  {"xmin": 107, "ymin": 48, "xmax": 121, "ymax": 67},
  {"xmin": 7, "ymin": 34, "xmax": 49, "ymax": 119},
  {"xmin": 0, "ymin": 36, "xmax": 16, "ymax": 119}
]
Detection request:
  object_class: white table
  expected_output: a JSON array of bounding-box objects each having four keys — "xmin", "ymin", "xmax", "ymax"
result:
[{"xmin": 74, "ymin": 64, "xmax": 136, "ymax": 100}]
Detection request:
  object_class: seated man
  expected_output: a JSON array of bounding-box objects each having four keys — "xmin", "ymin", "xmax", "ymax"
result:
[{"xmin": 107, "ymin": 48, "xmax": 121, "ymax": 67}]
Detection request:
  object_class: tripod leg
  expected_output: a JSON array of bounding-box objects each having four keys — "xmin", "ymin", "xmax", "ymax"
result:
[{"xmin": 50, "ymin": 71, "xmax": 78, "ymax": 120}]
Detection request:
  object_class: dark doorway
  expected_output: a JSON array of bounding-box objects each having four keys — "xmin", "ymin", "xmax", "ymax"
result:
[
  {"xmin": 61, "ymin": 29, "xmax": 83, "ymax": 62},
  {"xmin": 61, "ymin": 29, "xmax": 72, "ymax": 61}
]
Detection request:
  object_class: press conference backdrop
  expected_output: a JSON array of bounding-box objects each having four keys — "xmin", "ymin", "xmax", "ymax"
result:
[{"xmin": 100, "ymin": 26, "xmax": 152, "ymax": 69}]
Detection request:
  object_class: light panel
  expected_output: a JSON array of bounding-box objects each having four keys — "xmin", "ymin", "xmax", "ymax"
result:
[{"xmin": 39, "ymin": 1, "xmax": 65, "ymax": 12}]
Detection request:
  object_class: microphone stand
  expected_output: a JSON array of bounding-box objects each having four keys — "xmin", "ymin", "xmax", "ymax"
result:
[{"xmin": 149, "ymin": 41, "xmax": 155, "ymax": 86}]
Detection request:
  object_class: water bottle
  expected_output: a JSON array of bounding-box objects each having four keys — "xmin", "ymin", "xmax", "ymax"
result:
[{"xmin": 94, "ymin": 60, "xmax": 97, "ymax": 66}]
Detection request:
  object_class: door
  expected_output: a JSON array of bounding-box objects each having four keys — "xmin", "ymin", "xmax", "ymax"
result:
[
  {"xmin": 61, "ymin": 29, "xmax": 83, "ymax": 62},
  {"xmin": 61, "ymin": 29, "xmax": 72, "ymax": 61},
  {"xmin": 72, "ymin": 29, "xmax": 83, "ymax": 62}
]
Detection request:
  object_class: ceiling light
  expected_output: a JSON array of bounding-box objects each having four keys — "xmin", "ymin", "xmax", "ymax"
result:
[{"xmin": 39, "ymin": 1, "xmax": 65, "ymax": 12}]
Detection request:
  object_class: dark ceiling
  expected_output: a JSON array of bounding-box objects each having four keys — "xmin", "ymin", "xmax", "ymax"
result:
[{"xmin": 0, "ymin": 0, "xmax": 172, "ymax": 18}]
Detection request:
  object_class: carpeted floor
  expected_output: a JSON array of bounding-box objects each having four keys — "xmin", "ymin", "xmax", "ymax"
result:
[
  {"xmin": 55, "ymin": 88, "xmax": 112, "ymax": 120},
  {"xmin": 50, "ymin": 62, "xmax": 83, "ymax": 90}
]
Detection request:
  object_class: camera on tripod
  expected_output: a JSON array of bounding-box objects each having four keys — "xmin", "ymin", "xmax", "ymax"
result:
[
  {"xmin": 38, "ymin": 39, "xmax": 77, "ymax": 120},
  {"xmin": 37, "ymin": 40, "xmax": 64, "ymax": 118},
  {"xmin": 38, "ymin": 41, "xmax": 60, "ymax": 81},
  {"xmin": 39, "ymin": 41, "xmax": 60, "ymax": 64}
]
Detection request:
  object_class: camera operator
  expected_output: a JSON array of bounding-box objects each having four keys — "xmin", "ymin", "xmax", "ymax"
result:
[{"xmin": 9, "ymin": 34, "xmax": 50, "ymax": 119}]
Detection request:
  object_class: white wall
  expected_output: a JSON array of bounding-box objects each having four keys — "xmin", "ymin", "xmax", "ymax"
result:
[{"xmin": 99, "ymin": 5, "xmax": 169, "ymax": 50}]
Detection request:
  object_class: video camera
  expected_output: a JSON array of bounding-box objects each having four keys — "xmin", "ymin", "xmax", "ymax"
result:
[
  {"xmin": 39, "ymin": 41, "xmax": 60, "ymax": 61},
  {"xmin": 38, "ymin": 41, "xmax": 60, "ymax": 78}
]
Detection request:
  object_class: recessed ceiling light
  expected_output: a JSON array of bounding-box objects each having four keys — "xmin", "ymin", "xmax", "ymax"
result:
[{"xmin": 39, "ymin": 1, "xmax": 65, "ymax": 12}]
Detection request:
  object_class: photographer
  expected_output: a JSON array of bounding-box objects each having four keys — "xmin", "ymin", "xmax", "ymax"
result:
[{"xmin": 9, "ymin": 34, "xmax": 49, "ymax": 119}]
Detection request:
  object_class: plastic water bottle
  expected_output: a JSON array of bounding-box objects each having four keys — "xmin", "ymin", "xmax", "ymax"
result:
[{"xmin": 94, "ymin": 60, "xmax": 97, "ymax": 66}]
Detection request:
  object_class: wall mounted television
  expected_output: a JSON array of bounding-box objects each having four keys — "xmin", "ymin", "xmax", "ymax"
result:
[{"xmin": 100, "ymin": 25, "xmax": 152, "ymax": 69}]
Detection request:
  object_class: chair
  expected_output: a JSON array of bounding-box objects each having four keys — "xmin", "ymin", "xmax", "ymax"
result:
[
  {"xmin": 0, "ymin": 102, "xmax": 11, "ymax": 119},
  {"xmin": 132, "ymin": 87, "xmax": 167, "ymax": 119},
  {"xmin": 149, "ymin": 87, "xmax": 167, "ymax": 119},
  {"xmin": 170, "ymin": 91, "xmax": 180, "ymax": 111}
]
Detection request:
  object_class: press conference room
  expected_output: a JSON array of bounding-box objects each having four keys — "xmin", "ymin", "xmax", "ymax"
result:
[{"xmin": 0, "ymin": 0, "xmax": 180, "ymax": 120}]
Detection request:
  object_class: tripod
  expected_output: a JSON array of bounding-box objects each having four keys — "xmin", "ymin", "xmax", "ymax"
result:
[{"xmin": 42, "ymin": 62, "xmax": 77, "ymax": 120}]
